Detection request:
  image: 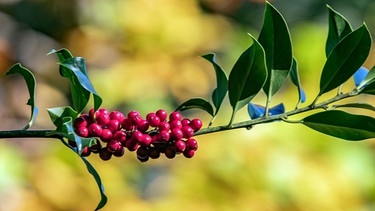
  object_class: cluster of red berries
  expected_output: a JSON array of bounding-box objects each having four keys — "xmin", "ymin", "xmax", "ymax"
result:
[{"xmin": 70, "ymin": 108, "xmax": 202, "ymax": 162}]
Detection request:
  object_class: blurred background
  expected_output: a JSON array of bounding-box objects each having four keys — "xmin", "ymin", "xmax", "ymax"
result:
[{"xmin": 0, "ymin": 0, "xmax": 375, "ymax": 210}]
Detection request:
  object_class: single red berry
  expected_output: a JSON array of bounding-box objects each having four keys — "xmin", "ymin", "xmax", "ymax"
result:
[
  {"xmin": 149, "ymin": 147, "xmax": 161, "ymax": 159},
  {"xmin": 169, "ymin": 111, "xmax": 182, "ymax": 121},
  {"xmin": 174, "ymin": 140, "xmax": 186, "ymax": 152},
  {"xmin": 98, "ymin": 108, "xmax": 110, "ymax": 116},
  {"xmin": 189, "ymin": 118, "xmax": 203, "ymax": 131},
  {"xmin": 99, "ymin": 147, "xmax": 112, "ymax": 161},
  {"xmin": 121, "ymin": 118, "xmax": 136, "ymax": 131},
  {"xmin": 164, "ymin": 146, "xmax": 176, "ymax": 159},
  {"xmin": 146, "ymin": 113, "xmax": 161, "ymax": 127},
  {"xmin": 81, "ymin": 147, "xmax": 91, "ymax": 157},
  {"xmin": 113, "ymin": 130, "xmax": 126, "ymax": 142},
  {"xmin": 88, "ymin": 123, "xmax": 103, "ymax": 137},
  {"xmin": 110, "ymin": 111, "xmax": 125, "ymax": 122},
  {"xmin": 185, "ymin": 138, "xmax": 198, "ymax": 150},
  {"xmin": 107, "ymin": 119, "xmax": 121, "ymax": 133},
  {"xmin": 170, "ymin": 128, "xmax": 183, "ymax": 140},
  {"xmin": 76, "ymin": 126, "xmax": 89, "ymax": 137},
  {"xmin": 100, "ymin": 129, "xmax": 113, "ymax": 142},
  {"xmin": 169, "ymin": 120, "xmax": 182, "ymax": 129},
  {"xmin": 183, "ymin": 149, "xmax": 195, "ymax": 158},
  {"xmin": 181, "ymin": 118, "xmax": 191, "ymax": 126},
  {"xmin": 73, "ymin": 117, "xmax": 88, "ymax": 129},
  {"xmin": 156, "ymin": 109, "xmax": 168, "ymax": 121},
  {"xmin": 181, "ymin": 126, "xmax": 194, "ymax": 138},
  {"xmin": 158, "ymin": 121, "xmax": 170, "ymax": 131},
  {"xmin": 159, "ymin": 130, "xmax": 170, "ymax": 142},
  {"xmin": 90, "ymin": 139, "xmax": 102, "ymax": 153},
  {"xmin": 132, "ymin": 131, "xmax": 143, "ymax": 142},
  {"xmin": 151, "ymin": 133, "xmax": 161, "ymax": 143},
  {"xmin": 126, "ymin": 139, "xmax": 139, "ymax": 151},
  {"xmin": 139, "ymin": 134, "xmax": 152, "ymax": 146},
  {"xmin": 127, "ymin": 110, "xmax": 142, "ymax": 125},
  {"xmin": 96, "ymin": 113, "xmax": 110, "ymax": 126},
  {"xmin": 113, "ymin": 146, "xmax": 125, "ymax": 157},
  {"xmin": 136, "ymin": 120, "xmax": 149, "ymax": 132},
  {"xmin": 107, "ymin": 139, "xmax": 121, "ymax": 153}
]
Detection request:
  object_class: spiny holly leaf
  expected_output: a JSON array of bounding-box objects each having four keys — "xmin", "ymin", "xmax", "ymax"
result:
[
  {"xmin": 49, "ymin": 49, "xmax": 102, "ymax": 113},
  {"xmin": 289, "ymin": 58, "xmax": 306, "ymax": 108},
  {"xmin": 175, "ymin": 97, "xmax": 214, "ymax": 116},
  {"xmin": 201, "ymin": 53, "xmax": 228, "ymax": 115},
  {"xmin": 6, "ymin": 64, "xmax": 38, "ymax": 130},
  {"xmin": 326, "ymin": 5, "xmax": 353, "ymax": 57},
  {"xmin": 259, "ymin": 2, "xmax": 293, "ymax": 98},
  {"xmin": 319, "ymin": 24, "xmax": 372, "ymax": 96},
  {"xmin": 228, "ymin": 34, "xmax": 267, "ymax": 124},
  {"xmin": 303, "ymin": 110, "xmax": 375, "ymax": 140},
  {"xmin": 58, "ymin": 134, "xmax": 107, "ymax": 211}
]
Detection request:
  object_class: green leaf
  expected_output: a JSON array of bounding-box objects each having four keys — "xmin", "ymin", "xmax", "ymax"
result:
[
  {"xmin": 358, "ymin": 66, "xmax": 375, "ymax": 90},
  {"xmin": 289, "ymin": 58, "xmax": 306, "ymax": 108},
  {"xmin": 325, "ymin": 5, "xmax": 353, "ymax": 57},
  {"xmin": 228, "ymin": 34, "xmax": 267, "ymax": 124},
  {"xmin": 258, "ymin": 2, "xmax": 293, "ymax": 97},
  {"xmin": 175, "ymin": 97, "xmax": 214, "ymax": 116},
  {"xmin": 47, "ymin": 106, "xmax": 78, "ymax": 127},
  {"xmin": 332, "ymin": 103, "xmax": 375, "ymax": 112},
  {"xmin": 303, "ymin": 110, "xmax": 375, "ymax": 140},
  {"xmin": 319, "ymin": 24, "xmax": 372, "ymax": 96},
  {"xmin": 6, "ymin": 64, "xmax": 39, "ymax": 130},
  {"xmin": 201, "ymin": 53, "xmax": 228, "ymax": 115},
  {"xmin": 58, "ymin": 138, "xmax": 107, "ymax": 211},
  {"xmin": 50, "ymin": 49, "xmax": 102, "ymax": 113}
]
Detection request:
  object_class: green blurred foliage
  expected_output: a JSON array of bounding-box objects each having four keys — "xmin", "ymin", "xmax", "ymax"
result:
[{"xmin": 0, "ymin": 0, "xmax": 375, "ymax": 210}]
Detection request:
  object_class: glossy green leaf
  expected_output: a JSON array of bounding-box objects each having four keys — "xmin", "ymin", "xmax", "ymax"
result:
[
  {"xmin": 358, "ymin": 66, "xmax": 375, "ymax": 89},
  {"xmin": 319, "ymin": 24, "xmax": 372, "ymax": 96},
  {"xmin": 49, "ymin": 49, "xmax": 102, "ymax": 113},
  {"xmin": 332, "ymin": 103, "xmax": 375, "ymax": 112},
  {"xmin": 6, "ymin": 64, "xmax": 39, "ymax": 130},
  {"xmin": 58, "ymin": 135, "xmax": 107, "ymax": 211},
  {"xmin": 289, "ymin": 58, "xmax": 306, "ymax": 108},
  {"xmin": 258, "ymin": 2, "xmax": 293, "ymax": 97},
  {"xmin": 201, "ymin": 53, "xmax": 228, "ymax": 115},
  {"xmin": 325, "ymin": 5, "xmax": 353, "ymax": 57},
  {"xmin": 175, "ymin": 97, "xmax": 214, "ymax": 116},
  {"xmin": 303, "ymin": 110, "xmax": 375, "ymax": 140},
  {"xmin": 228, "ymin": 34, "xmax": 267, "ymax": 123}
]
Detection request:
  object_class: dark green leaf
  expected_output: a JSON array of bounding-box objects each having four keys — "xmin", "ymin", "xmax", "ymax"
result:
[
  {"xmin": 258, "ymin": 2, "xmax": 293, "ymax": 97},
  {"xmin": 289, "ymin": 58, "xmax": 306, "ymax": 107},
  {"xmin": 332, "ymin": 103, "xmax": 375, "ymax": 112},
  {"xmin": 325, "ymin": 5, "xmax": 353, "ymax": 57},
  {"xmin": 319, "ymin": 24, "xmax": 372, "ymax": 96},
  {"xmin": 303, "ymin": 110, "xmax": 375, "ymax": 140},
  {"xmin": 228, "ymin": 34, "xmax": 267, "ymax": 122},
  {"xmin": 358, "ymin": 66, "xmax": 375, "ymax": 89},
  {"xmin": 47, "ymin": 106, "xmax": 78, "ymax": 127},
  {"xmin": 175, "ymin": 97, "xmax": 214, "ymax": 116},
  {"xmin": 6, "ymin": 64, "xmax": 39, "ymax": 130},
  {"xmin": 58, "ymin": 138, "xmax": 107, "ymax": 211},
  {"xmin": 201, "ymin": 53, "xmax": 228, "ymax": 115},
  {"xmin": 50, "ymin": 49, "xmax": 102, "ymax": 113}
]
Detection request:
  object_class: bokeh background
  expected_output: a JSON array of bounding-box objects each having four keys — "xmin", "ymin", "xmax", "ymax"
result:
[{"xmin": 0, "ymin": 0, "xmax": 375, "ymax": 210}]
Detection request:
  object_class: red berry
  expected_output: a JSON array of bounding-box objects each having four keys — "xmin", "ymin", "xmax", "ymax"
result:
[
  {"xmin": 113, "ymin": 146, "xmax": 125, "ymax": 157},
  {"xmin": 181, "ymin": 126, "xmax": 194, "ymax": 138},
  {"xmin": 81, "ymin": 147, "xmax": 91, "ymax": 157},
  {"xmin": 169, "ymin": 120, "xmax": 182, "ymax": 129},
  {"xmin": 100, "ymin": 129, "xmax": 113, "ymax": 142},
  {"xmin": 156, "ymin": 109, "xmax": 168, "ymax": 121},
  {"xmin": 98, "ymin": 108, "xmax": 110, "ymax": 116},
  {"xmin": 126, "ymin": 139, "xmax": 139, "ymax": 151},
  {"xmin": 127, "ymin": 110, "xmax": 142, "ymax": 125},
  {"xmin": 109, "ymin": 111, "xmax": 125, "ymax": 122},
  {"xmin": 189, "ymin": 118, "xmax": 203, "ymax": 131},
  {"xmin": 174, "ymin": 140, "xmax": 186, "ymax": 152},
  {"xmin": 146, "ymin": 113, "xmax": 161, "ymax": 127},
  {"xmin": 131, "ymin": 131, "xmax": 143, "ymax": 142},
  {"xmin": 76, "ymin": 126, "xmax": 89, "ymax": 137},
  {"xmin": 183, "ymin": 149, "xmax": 195, "ymax": 158},
  {"xmin": 73, "ymin": 117, "xmax": 88, "ymax": 129},
  {"xmin": 139, "ymin": 134, "xmax": 152, "ymax": 146},
  {"xmin": 158, "ymin": 121, "xmax": 170, "ymax": 131},
  {"xmin": 159, "ymin": 130, "xmax": 170, "ymax": 142},
  {"xmin": 170, "ymin": 128, "xmax": 183, "ymax": 140},
  {"xmin": 88, "ymin": 123, "xmax": 103, "ymax": 137},
  {"xmin": 181, "ymin": 118, "xmax": 191, "ymax": 126},
  {"xmin": 137, "ymin": 120, "xmax": 149, "ymax": 132},
  {"xmin": 113, "ymin": 130, "xmax": 126, "ymax": 142},
  {"xmin": 107, "ymin": 139, "xmax": 122, "ymax": 153},
  {"xmin": 185, "ymin": 138, "xmax": 198, "ymax": 150},
  {"xmin": 121, "ymin": 118, "xmax": 135, "ymax": 131},
  {"xmin": 99, "ymin": 147, "xmax": 112, "ymax": 161},
  {"xmin": 107, "ymin": 119, "xmax": 121, "ymax": 133},
  {"xmin": 96, "ymin": 113, "xmax": 110, "ymax": 126},
  {"xmin": 169, "ymin": 111, "xmax": 182, "ymax": 121}
]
